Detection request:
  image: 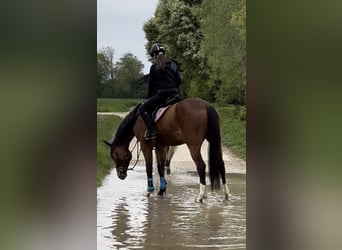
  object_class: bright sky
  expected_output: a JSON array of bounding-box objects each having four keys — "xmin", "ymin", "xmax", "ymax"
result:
[{"xmin": 97, "ymin": 0, "xmax": 159, "ymax": 74}]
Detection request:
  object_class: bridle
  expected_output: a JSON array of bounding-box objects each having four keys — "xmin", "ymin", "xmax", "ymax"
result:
[{"xmin": 128, "ymin": 140, "xmax": 141, "ymax": 170}]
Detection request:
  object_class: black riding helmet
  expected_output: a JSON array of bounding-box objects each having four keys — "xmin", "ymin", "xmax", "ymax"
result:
[{"xmin": 150, "ymin": 43, "xmax": 166, "ymax": 57}]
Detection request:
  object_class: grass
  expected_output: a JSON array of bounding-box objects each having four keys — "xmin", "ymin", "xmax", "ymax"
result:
[
  {"xmin": 97, "ymin": 98, "xmax": 246, "ymax": 186},
  {"xmin": 97, "ymin": 98, "xmax": 142, "ymax": 112},
  {"xmin": 97, "ymin": 98, "xmax": 143, "ymax": 186},
  {"xmin": 216, "ymin": 105, "xmax": 246, "ymax": 160},
  {"xmin": 97, "ymin": 115, "xmax": 122, "ymax": 186}
]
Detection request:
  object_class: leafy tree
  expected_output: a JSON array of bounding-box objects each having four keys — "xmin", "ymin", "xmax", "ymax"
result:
[
  {"xmin": 101, "ymin": 47, "xmax": 115, "ymax": 82},
  {"xmin": 201, "ymin": 0, "xmax": 246, "ymax": 104},
  {"xmin": 113, "ymin": 53, "xmax": 144, "ymax": 97},
  {"xmin": 97, "ymin": 47, "xmax": 115, "ymax": 97},
  {"xmin": 143, "ymin": 0, "xmax": 246, "ymax": 104},
  {"xmin": 143, "ymin": 0, "xmax": 210, "ymax": 99},
  {"xmin": 131, "ymin": 75, "xmax": 149, "ymax": 98},
  {"xmin": 97, "ymin": 48, "xmax": 145, "ymax": 98}
]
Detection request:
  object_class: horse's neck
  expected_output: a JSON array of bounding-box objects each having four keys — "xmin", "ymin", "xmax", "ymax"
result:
[
  {"xmin": 122, "ymin": 133, "xmax": 134, "ymax": 148},
  {"xmin": 113, "ymin": 132, "xmax": 134, "ymax": 149}
]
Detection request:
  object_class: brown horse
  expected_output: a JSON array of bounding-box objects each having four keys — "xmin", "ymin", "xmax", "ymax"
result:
[{"xmin": 103, "ymin": 97, "xmax": 229, "ymax": 202}]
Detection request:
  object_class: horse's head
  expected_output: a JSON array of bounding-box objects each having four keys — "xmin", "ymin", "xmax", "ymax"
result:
[{"xmin": 103, "ymin": 140, "xmax": 132, "ymax": 180}]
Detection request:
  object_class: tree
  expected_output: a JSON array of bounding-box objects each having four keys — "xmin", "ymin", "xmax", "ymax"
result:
[
  {"xmin": 113, "ymin": 53, "xmax": 144, "ymax": 97},
  {"xmin": 97, "ymin": 47, "xmax": 115, "ymax": 97},
  {"xmin": 143, "ymin": 0, "xmax": 246, "ymax": 104},
  {"xmin": 201, "ymin": 0, "xmax": 246, "ymax": 104},
  {"xmin": 101, "ymin": 47, "xmax": 115, "ymax": 82},
  {"xmin": 131, "ymin": 75, "xmax": 149, "ymax": 98},
  {"xmin": 97, "ymin": 48, "xmax": 145, "ymax": 98},
  {"xmin": 143, "ymin": 0, "xmax": 210, "ymax": 99}
]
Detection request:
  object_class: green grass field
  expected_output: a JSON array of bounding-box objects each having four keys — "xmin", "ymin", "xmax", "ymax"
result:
[
  {"xmin": 216, "ymin": 105, "xmax": 246, "ymax": 159},
  {"xmin": 97, "ymin": 98, "xmax": 142, "ymax": 112},
  {"xmin": 97, "ymin": 98, "xmax": 245, "ymax": 186},
  {"xmin": 97, "ymin": 115, "xmax": 122, "ymax": 186}
]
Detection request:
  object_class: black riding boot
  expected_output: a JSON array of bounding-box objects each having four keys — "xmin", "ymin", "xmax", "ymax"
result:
[{"xmin": 141, "ymin": 112, "xmax": 157, "ymax": 140}]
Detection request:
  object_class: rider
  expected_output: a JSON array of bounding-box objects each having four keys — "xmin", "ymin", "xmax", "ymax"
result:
[{"xmin": 139, "ymin": 43, "xmax": 182, "ymax": 140}]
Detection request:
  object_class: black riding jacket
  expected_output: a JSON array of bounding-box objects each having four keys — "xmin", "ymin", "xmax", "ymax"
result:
[{"xmin": 147, "ymin": 59, "xmax": 181, "ymax": 98}]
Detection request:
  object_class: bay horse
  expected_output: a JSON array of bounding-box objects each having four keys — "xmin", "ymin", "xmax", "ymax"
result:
[{"xmin": 103, "ymin": 97, "xmax": 229, "ymax": 202}]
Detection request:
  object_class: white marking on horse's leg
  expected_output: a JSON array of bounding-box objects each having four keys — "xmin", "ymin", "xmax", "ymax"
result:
[
  {"xmin": 145, "ymin": 191, "xmax": 154, "ymax": 197},
  {"xmin": 223, "ymin": 183, "xmax": 230, "ymax": 194},
  {"xmin": 196, "ymin": 183, "xmax": 206, "ymax": 202},
  {"xmin": 200, "ymin": 183, "xmax": 206, "ymax": 196}
]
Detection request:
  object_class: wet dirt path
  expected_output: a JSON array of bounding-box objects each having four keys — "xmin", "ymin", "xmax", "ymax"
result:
[{"xmin": 97, "ymin": 168, "xmax": 246, "ymax": 250}]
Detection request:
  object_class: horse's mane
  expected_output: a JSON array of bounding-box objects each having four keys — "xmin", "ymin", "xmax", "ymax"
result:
[{"xmin": 112, "ymin": 103, "xmax": 141, "ymax": 146}]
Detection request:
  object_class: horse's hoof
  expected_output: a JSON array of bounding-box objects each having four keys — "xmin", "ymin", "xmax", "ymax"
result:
[
  {"xmin": 166, "ymin": 168, "xmax": 171, "ymax": 175},
  {"xmin": 145, "ymin": 192, "xmax": 153, "ymax": 197},
  {"xmin": 195, "ymin": 197, "xmax": 203, "ymax": 203},
  {"xmin": 223, "ymin": 194, "xmax": 230, "ymax": 202},
  {"xmin": 157, "ymin": 189, "xmax": 166, "ymax": 196}
]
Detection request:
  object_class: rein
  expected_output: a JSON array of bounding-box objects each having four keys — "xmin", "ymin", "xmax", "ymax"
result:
[{"xmin": 128, "ymin": 140, "xmax": 141, "ymax": 170}]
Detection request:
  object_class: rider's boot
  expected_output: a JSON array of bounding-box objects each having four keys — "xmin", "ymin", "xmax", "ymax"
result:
[{"xmin": 141, "ymin": 112, "xmax": 157, "ymax": 140}]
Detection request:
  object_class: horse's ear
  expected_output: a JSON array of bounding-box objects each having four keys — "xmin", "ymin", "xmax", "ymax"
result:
[{"xmin": 103, "ymin": 140, "xmax": 112, "ymax": 148}]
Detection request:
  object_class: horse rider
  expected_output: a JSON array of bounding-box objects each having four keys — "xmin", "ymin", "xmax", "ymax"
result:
[{"xmin": 139, "ymin": 43, "xmax": 182, "ymax": 140}]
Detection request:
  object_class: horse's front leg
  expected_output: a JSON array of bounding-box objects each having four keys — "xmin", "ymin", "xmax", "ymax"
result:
[
  {"xmin": 143, "ymin": 146, "xmax": 154, "ymax": 196},
  {"xmin": 156, "ymin": 146, "xmax": 167, "ymax": 196},
  {"xmin": 146, "ymin": 162, "xmax": 154, "ymax": 196}
]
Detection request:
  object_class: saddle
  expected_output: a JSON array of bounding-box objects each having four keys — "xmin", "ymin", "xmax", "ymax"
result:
[{"xmin": 152, "ymin": 94, "xmax": 183, "ymax": 122}]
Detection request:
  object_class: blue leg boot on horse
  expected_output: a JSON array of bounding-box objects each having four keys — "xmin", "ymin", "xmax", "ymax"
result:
[{"xmin": 157, "ymin": 176, "xmax": 167, "ymax": 196}]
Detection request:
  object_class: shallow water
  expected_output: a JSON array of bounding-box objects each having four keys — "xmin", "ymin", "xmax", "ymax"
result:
[{"xmin": 97, "ymin": 166, "xmax": 246, "ymax": 250}]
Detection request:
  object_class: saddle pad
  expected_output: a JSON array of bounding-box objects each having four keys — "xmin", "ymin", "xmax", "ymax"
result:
[{"xmin": 154, "ymin": 106, "xmax": 170, "ymax": 123}]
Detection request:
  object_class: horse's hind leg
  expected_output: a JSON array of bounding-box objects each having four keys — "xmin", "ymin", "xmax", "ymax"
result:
[
  {"xmin": 165, "ymin": 159, "xmax": 171, "ymax": 175},
  {"xmin": 156, "ymin": 146, "xmax": 167, "ymax": 196},
  {"xmin": 219, "ymin": 159, "xmax": 230, "ymax": 202},
  {"xmin": 188, "ymin": 145, "xmax": 207, "ymax": 202},
  {"xmin": 165, "ymin": 146, "xmax": 171, "ymax": 175},
  {"xmin": 165, "ymin": 146, "xmax": 176, "ymax": 175}
]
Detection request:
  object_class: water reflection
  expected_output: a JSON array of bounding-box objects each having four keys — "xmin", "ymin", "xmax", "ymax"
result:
[
  {"xmin": 111, "ymin": 197, "xmax": 148, "ymax": 249},
  {"xmin": 111, "ymin": 201, "xmax": 129, "ymax": 248},
  {"xmin": 97, "ymin": 167, "xmax": 246, "ymax": 250}
]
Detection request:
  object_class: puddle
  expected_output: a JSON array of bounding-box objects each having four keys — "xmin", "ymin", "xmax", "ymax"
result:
[{"xmin": 97, "ymin": 166, "xmax": 246, "ymax": 250}]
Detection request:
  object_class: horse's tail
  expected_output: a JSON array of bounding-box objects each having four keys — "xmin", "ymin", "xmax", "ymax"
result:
[{"xmin": 206, "ymin": 105, "xmax": 224, "ymax": 191}]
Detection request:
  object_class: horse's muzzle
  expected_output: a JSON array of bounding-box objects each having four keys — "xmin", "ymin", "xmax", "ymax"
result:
[{"xmin": 117, "ymin": 171, "xmax": 127, "ymax": 180}]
